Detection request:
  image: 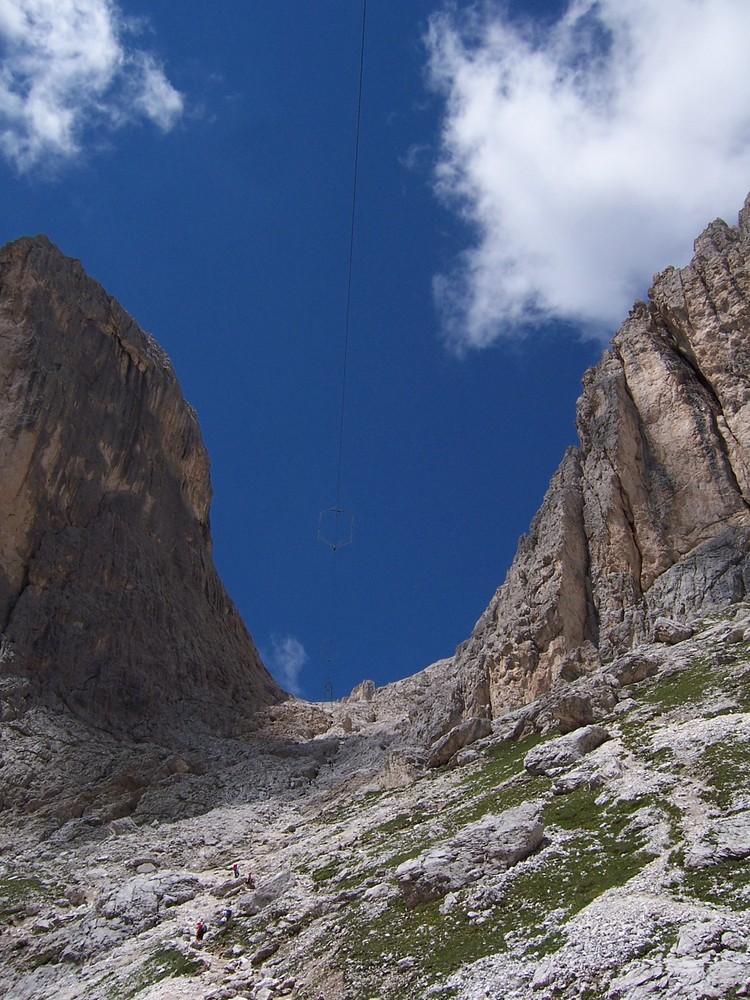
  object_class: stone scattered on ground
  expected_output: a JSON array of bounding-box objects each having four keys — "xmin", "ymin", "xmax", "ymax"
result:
[{"xmin": 1, "ymin": 606, "xmax": 749, "ymax": 999}]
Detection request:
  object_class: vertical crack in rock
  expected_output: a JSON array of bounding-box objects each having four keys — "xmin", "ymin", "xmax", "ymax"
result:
[{"xmin": 654, "ymin": 300, "xmax": 750, "ymax": 512}]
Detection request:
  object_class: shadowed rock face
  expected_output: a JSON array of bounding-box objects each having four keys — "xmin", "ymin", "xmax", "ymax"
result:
[
  {"xmin": 452, "ymin": 193, "xmax": 750, "ymax": 721},
  {"xmin": 0, "ymin": 235, "xmax": 284, "ymax": 736}
]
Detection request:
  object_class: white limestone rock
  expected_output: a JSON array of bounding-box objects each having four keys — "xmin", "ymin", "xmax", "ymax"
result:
[
  {"xmin": 395, "ymin": 802, "xmax": 544, "ymax": 908},
  {"xmin": 96, "ymin": 871, "xmax": 200, "ymax": 927},
  {"xmin": 652, "ymin": 617, "xmax": 694, "ymax": 644},
  {"xmin": 426, "ymin": 716, "xmax": 492, "ymax": 768},
  {"xmin": 523, "ymin": 724, "xmax": 611, "ymax": 776}
]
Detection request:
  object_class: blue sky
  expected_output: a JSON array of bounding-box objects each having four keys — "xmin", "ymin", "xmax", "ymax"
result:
[{"xmin": 3, "ymin": 0, "xmax": 750, "ymax": 701}]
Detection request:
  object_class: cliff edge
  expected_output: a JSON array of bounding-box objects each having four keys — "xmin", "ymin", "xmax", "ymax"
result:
[
  {"xmin": 450, "ymin": 193, "xmax": 750, "ymax": 722},
  {"xmin": 0, "ymin": 236, "xmax": 284, "ymax": 736}
]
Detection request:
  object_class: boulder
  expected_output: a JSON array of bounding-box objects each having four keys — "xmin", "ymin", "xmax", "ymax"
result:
[
  {"xmin": 552, "ymin": 750, "xmax": 623, "ymax": 795},
  {"xmin": 524, "ymin": 725, "xmax": 611, "ymax": 777},
  {"xmin": 673, "ymin": 919, "xmax": 725, "ymax": 958},
  {"xmin": 426, "ymin": 717, "xmax": 493, "ymax": 768},
  {"xmin": 211, "ymin": 877, "xmax": 246, "ymax": 899},
  {"xmin": 109, "ymin": 817, "xmax": 138, "ymax": 836},
  {"xmin": 235, "ymin": 871, "xmax": 296, "ymax": 916},
  {"xmin": 251, "ymin": 940, "xmax": 280, "ymax": 966},
  {"xmin": 96, "ymin": 871, "xmax": 200, "ymax": 928},
  {"xmin": 684, "ymin": 810, "xmax": 750, "ymax": 868},
  {"xmin": 347, "ymin": 679, "xmax": 377, "ymax": 702},
  {"xmin": 395, "ymin": 802, "xmax": 544, "ymax": 908},
  {"xmin": 652, "ymin": 618, "xmax": 694, "ymax": 644},
  {"xmin": 547, "ymin": 677, "xmax": 619, "ymax": 733},
  {"xmin": 374, "ymin": 750, "xmax": 426, "ymax": 789},
  {"xmin": 604, "ymin": 650, "xmax": 662, "ymax": 686}
]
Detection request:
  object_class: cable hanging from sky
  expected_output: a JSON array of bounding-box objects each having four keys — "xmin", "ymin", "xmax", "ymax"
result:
[{"xmin": 317, "ymin": 0, "xmax": 367, "ymax": 690}]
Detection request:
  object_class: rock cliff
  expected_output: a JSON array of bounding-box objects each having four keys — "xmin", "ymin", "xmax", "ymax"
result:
[
  {"xmin": 449, "ymin": 194, "xmax": 750, "ymax": 723},
  {"xmin": 0, "ymin": 235, "xmax": 284, "ymax": 736},
  {"xmin": 2, "ymin": 198, "xmax": 750, "ymax": 1000}
]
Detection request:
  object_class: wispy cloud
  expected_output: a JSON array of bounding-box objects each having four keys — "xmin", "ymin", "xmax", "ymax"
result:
[
  {"xmin": 426, "ymin": 0, "xmax": 750, "ymax": 350},
  {"xmin": 0, "ymin": 0, "xmax": 183, "ymax": 173},
  {"xmin": 266, "ymin": 634, "xmax": 308, "ymax": 698}
]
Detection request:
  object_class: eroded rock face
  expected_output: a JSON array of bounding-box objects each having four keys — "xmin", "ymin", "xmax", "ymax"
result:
[
  {"xmin": 0, "ymin": 235, "xmax": 284, "ymax": 736},
  {"xmin": 453, "ymin": 193, "xmax": 750, "ymax": 720}
]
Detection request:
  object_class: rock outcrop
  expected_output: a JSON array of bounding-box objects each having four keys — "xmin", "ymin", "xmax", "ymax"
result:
[
  {"xmin": 5, "ymin": 192, "xmax": 750, "ymax": 999},
  {"xmin": 395, "ymin": 802, "xmax": 545, "ymax": 907},
  {"xmin": 451, "ymin": 193, "xmax": 750, "ymax": 721},
  {"xmin": 522, "ymin": 724, "xmax": 610, "ymax": 777},
  {"xmin": 0, "ymin": 235, "xmax": 284, "ymax": 736}
]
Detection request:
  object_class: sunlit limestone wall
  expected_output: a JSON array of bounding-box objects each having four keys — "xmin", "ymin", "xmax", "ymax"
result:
[{"xmin": 453, "ymin": 194, "xmax": 750, "ymax": 720}]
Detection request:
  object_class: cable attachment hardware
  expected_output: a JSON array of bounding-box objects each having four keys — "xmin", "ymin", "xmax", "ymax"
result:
[{"xmin": 317, "ymin": 507, "xmax": 354, "ymax": 551}]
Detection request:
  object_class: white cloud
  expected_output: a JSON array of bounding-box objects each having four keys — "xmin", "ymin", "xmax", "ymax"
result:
[
  {"xmin": 426, "ymin": 0, "xmax": 750, "ymax": 350},
  {"xmin": 266, "ymin": 634, "xmax": 308, "ymax": 698},
  {"xmin": 0, "ymin": 0, "xmax": 183, "ymax": 172}
]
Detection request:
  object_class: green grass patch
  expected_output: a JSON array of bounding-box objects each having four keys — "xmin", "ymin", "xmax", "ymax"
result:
[
  {"xmin": 0, "ymin": 875, "xmax": 59, "ymax": 922},
  {"xmin": 358, "ymin": 805, "xmax": 437, "ymax": 855},
  {"xmin": 371, "ymin": 808, "xmax": 433, "ymax": 838},
  {"xmin": 635, "ymin": 637, "xmax": 750, "ymax": 716},
  {"xmin": 339, "ymin": 738, "xmax": 548, "ymax": 883},
  {"xmin": 544, "ymin": 785, "xmax": 606, "ymax": 831},
  {"xmin": 358, "ymin": 805, "xmax": 447, "ymax": 872},
  {"xmin": 544, "ymin": 784, "xmax": 678, "ymax": 844},
  {"xmin": 446, "ymin": 773, "xmax": 548, "ymax": 833},
  {"xmin": 678, "ymin": 857, "xmax": 750, "ymax": 910},
  {"xmin": 697, "ymin": 736, "xmax": 750, "ymax": 810},
  {"xmin": 27, "ymin": 944, "xmax": 65, "ymax": 969},
  {"xmin": 462, "ymin": 735, "xmax": 543, "ymax": 793},
  {"xmin": 311, "ymin": 857, "xmax": 346, "ymax": 885},
  {"xmin": 648, "ymin": 745, "xmax": 681, "ymax": 771},
  {"xmin": 332, "ymin": 783, "xmax": 655, "ymax": 999},
  {"xmin": 639, "ymin": 657, "xmax": 720, "ymax": 712},
  {"xmin": 122, "ymin": 947, "xmax": 206, "ymax": 998},
  {"xmin": 337, "ymin": 894, "xmax": 529, "ymax": 997}
]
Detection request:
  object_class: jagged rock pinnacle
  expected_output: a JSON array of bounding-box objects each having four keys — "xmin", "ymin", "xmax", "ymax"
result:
[{"xmin": 451, "ymin": 192, "xmax": 750, "ymax": 721}]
